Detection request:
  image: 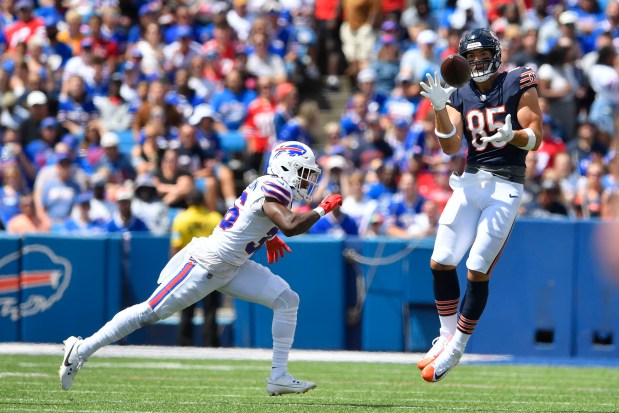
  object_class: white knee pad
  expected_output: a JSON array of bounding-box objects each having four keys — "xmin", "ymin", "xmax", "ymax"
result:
[
  {"xmin": 137, "ymin": 302, "xmax": 160, "ymax": 327},
  {"xmin": 273, "ymin": 288, "xmax": 299, "ymax": 311},
  {"xmin": 271, "ymin": 288, "xmax": 299, "ymax": 345}
]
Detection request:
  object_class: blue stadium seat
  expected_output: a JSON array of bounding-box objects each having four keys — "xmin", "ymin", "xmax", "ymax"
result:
[
  {"xmin": 116, "ymin": 130, "xmax": 135, "ymax": 155},
  {"xmin": 220, "ymin": 130, "xmax": 246, "ymax": 155},
  {"xmin": 195, "ymin": 176, "xmax": 205, "ymax": 192},
  {"xmin": 168, "ymin": 207, "xmax": 183, "ymax": 223}
]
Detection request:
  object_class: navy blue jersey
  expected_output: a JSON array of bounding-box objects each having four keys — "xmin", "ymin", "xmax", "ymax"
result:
[{"xmin": 448, "ymin": 67, "xmax": 538, "ymax": 170}]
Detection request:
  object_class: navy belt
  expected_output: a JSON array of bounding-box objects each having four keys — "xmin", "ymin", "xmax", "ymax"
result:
[{"xmin": 465, "ymin": 165, "xmax": 525, "ymax": 184}]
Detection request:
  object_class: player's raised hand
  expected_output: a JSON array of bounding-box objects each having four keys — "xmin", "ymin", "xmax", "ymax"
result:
[
  {"xmin": 481, "ymin": 114, "xmax": 515, "ymax": 145},
  {"xmin": 315, "ymin": 194, "xmax": 343, "ymax": 216},
  {"xmin": 266, "ymin": 235, "xmax": 292, "ymax": 264},
  {"xmin": 420, "ymin": 71, "xmax": 456, "ymax": 110}
]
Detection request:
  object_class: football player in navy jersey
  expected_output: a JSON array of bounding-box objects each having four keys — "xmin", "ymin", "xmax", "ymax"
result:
[{"xmin": 417, "ymin": 28, "xmax": 543, "ymax": 382}]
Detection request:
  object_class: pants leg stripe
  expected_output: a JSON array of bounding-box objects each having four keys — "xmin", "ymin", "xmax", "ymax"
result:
[
  {"xmin": 148, "ymin": 261, "xmax": 196, "ymax": 310},
  {"xmin": 486, "ymin": 221, "xmax": 516, "ymax": 276}
]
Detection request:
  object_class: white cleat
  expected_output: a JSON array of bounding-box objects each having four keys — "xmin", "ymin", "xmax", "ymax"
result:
[
  {"xmin": 266, "ymin": 372, "xmax": 316, "ymax": 396},
  {"xmin": 421, "ymin": 344, "xmax": 463, "ymax": 383},
  {"xmin": 59, "ymin": 336, "xmax": 84, "ymax": 390},
  {"xmin": 417, "ymin": 335, "xmax": 451, "ymax": 370}
]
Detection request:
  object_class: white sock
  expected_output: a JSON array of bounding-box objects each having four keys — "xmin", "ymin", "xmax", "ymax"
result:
[
  {"xmin": 269, "ymin": 289, "xmax": 299, "ymax": 381},
  {"xmin": 439, "ymin": 314, "xmax": 457, "ymax": 337},
  {"xmin": 270, "ymin": 306, "xmax": 297, "ymax": 380},
  {"xmin": 439, "ymin": 327, "xmax": 454, "ymax": 340},
  {"xmin": 78, "ymin": 303, "xmax": 157, "ymax": 359},
  {"xmin": 451, "ymin": 330, "xmax": 471, "ymax": 353}
]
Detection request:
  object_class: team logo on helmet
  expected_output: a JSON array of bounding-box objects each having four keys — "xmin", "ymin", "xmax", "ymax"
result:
[
  {"xmin": 273, "ymin": 144, "xmax": 307, "ymax": 158},
  {"xmin": 0, "ymin": 245, "xmax": 72, "ymax": 321}
]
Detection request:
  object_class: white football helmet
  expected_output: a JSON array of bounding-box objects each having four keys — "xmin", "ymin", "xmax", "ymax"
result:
[{"xmin": 267, "ymin": 141, "xmax": 321, "ymax": 202}]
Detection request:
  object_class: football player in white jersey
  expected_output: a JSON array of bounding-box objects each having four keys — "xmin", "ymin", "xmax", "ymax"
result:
[{"xmin": 59, "ymin": 141, "xmax": 343, "ymax": 396}]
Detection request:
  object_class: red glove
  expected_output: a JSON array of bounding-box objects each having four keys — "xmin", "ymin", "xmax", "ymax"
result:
[
  {"xmin": 315, "ymin": 194, "xmax": 343, "ymax": 216},
  {"xmin": 266, "ymin": 236, "xmax": 292, "ymax": 264}
]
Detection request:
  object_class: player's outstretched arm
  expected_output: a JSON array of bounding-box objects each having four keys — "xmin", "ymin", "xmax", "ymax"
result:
[
  {"xmin": 435, "ymin": 106, "xmax": 464, "ymax": 155},
  {"xmin": 419, "ymin": 71, "xmax": 463, "ymax": 155},
  {"xmin": 513, "ymin": 87, "xmax": 543, "ymax": 151},
  {"xmin": 263, "ymin": 194, "xmax": 342, "ymax": 237}
]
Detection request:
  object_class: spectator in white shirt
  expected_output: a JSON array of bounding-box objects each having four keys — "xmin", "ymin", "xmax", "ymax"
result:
[{"xmin": 246, "ymin": 32, "xmax": 287, "ymax": 83}]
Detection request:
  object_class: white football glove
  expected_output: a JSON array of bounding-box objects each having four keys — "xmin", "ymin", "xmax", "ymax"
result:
[
  {"xmin": 420, "ymin": 71, "xmax": 456, "ymax": 110},
  {"xmin": 480, "ymin": 114, "xmax": 515, "ymax": 145}
]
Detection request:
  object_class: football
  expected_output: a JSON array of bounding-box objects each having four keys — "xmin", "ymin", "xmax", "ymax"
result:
[{"xmin": 440, "ymin": 54, "xmax": 471, "ymax": 88}]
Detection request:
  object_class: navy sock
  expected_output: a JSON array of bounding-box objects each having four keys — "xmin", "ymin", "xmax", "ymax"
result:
[
  {"xmin": 431, "ymin": 268, "xmax": 460, "ymax": 317},
  {"xmin": 457, "ymin": 280, "xmax": 489, "ymax": 335}
]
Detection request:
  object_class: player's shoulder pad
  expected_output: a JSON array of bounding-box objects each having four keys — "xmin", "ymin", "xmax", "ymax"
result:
[
  {"xmin": 506, "ymin": 66, "xmax": 538, "ymax": 90},
  {"xmin": 260, "ymin": 175, "xmax": 293, "ymax": 206}
]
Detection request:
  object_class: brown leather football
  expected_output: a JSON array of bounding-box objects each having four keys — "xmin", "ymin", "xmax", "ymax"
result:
[{"xmin": 440, "ymin": 54, "xmax": 471, "ymax": 88}]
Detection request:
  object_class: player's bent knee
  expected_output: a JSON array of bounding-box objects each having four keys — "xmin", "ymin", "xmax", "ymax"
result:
[
  {"xmin": 466, "ymin": 255, "xmax": 492, "ymax": 276},
  {"xmin": 431, "ymin": 249, "xmax": 459, "ymax": 268},
  {"xmin": 272, "ymin": 288, "xmax": 299, "ymax": 311},
  {"xmin": 430, "ymin": 259, "xmax": 456, "ymax": 271},
  {"xmin": 467, "ymin": 269, "xmax": 489, "ymax": 282},
  {"xmin": 138, "ymin": 302, "xmax": 160, "ymax": 327}
]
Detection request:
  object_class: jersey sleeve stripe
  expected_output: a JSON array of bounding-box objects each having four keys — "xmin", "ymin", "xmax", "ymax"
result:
[
  {"xmin": 263, "ymin": 182, "xmax": 291, "ymax": 199},
  {"xmin": 262, "ymin": 183, "xmax": 291, "ymax": 204},
  {"xmin": 519, "ymin": 70, "xmax": 538, "ymax": 89},
  {"xmin": 264, "ymin": 181, "xmax": 291, "ymax": 195}
]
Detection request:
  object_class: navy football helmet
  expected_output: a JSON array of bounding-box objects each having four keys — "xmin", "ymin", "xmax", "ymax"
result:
[{"xmin": 458, "ymin": 28, "xmax": 502, "ymax": 83}]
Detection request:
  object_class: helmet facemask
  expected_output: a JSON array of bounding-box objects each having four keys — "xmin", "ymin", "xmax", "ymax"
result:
[
  {"xmin": 267, "ymin": 141, "xmax": 321, "ymax": 202},
  {"xmin": 289, "ymin": 161, "xmax": 321, "ymax": 202},
  {"xmin": 465, "ymin": 49, "xmax": 502, "ymax": 82}
]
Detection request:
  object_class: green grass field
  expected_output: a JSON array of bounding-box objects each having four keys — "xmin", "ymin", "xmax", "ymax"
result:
[{"xmin": 3, "ymin": 353, "xmax": 619, "ymax": 413}]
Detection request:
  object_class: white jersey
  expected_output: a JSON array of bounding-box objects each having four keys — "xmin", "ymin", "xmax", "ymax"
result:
[{"xmin": 187, "ymin": 175, "xmax": 293, "ymax": 267}]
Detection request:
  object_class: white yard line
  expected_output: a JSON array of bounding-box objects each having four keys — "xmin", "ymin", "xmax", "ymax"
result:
[{"xmin": 0, "ymin": 342, "xmax": 511, "ymax": 364}]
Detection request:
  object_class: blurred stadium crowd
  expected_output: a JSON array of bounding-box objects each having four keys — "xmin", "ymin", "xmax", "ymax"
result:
[{"xmin": 0, "ymin": 0, "xmax": 618, "ymax": 238}]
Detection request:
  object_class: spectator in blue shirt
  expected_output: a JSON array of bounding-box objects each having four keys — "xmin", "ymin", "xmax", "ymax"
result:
[
  {"xmin": 309, "ymin": 205, "xmax": 359, "ymax": 236},
  {"xmin": 44, "ymin": 19, "xmax": 73, "ymax": 69},
  {"xmin": 63, "ymin": 192, "xmax": 107, "ymax": 234},
  {"xmin": 340, "ymin": 92, "xmax": 368, "ymax": 140},
  {"xmin": 40, "ymin": 152, "xmax": 81, "ymax": 226},
  {"xmin": 369, "ymin": 34, "xmax": 401, "ymax": 97},
  {"xmin": 0, "ymin": 163, "xmax": 29, "ymax": 228},
  {"xmin": 367, "ymin": 161, "xmax": 400, "ymax": 211},
  {"xmin": 278, "ymin": 100, "xmax": 319, "ymax": 146},
  {"xmin": 105, "ymin": 187, "xmax": 149, "ymax": 233},
  {"xmin": 383, "ymin": 172, "xmax": 426, "ymax": 238},
  {"xmin": 349, "ymin": 68, "xmax": 387, "ymax": 113},
  {"xmin": 127, "ymin": 3, "xmax": 161, "ymax": 43},
  {"xmin": 58, "ymin": 75, "xmax": 99, "ymax": 133},
  {"xmin": 273, "ymin": 82, "xmax": 298, "ymax": 139},
  {"xmin": 99, "ymin": 132, "xmax": 136, "ymax": 186},
  {"xmin": 25, "ymin": 116, "xmax": 59, "ymax": 170},
  {"xmin": 163, "ymin": 5, "xmax": 197, "ymax": 45},
  {"xmin": 210, "ymin": 68, "xmax": 257, "ymax": 131}
]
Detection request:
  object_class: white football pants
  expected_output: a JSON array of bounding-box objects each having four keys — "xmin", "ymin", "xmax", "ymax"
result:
[
  {"xmin": 78, "ymin": 247, "xmax": 294, "ymax": 360},
  {"xmin": 431, "ymin": 170, "xmax": 523, "ymax": 274}
]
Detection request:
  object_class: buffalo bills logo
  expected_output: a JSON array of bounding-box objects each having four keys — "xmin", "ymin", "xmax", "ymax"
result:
[
  {"xmin": 273, "ymin": 144, "xmax": 307, "ymax": 159},
  {"xmin": 0, "ymin": 245, "xmax": 71, "ymax": 321}
]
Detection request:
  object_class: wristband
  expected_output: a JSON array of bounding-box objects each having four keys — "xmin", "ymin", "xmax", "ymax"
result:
[
  {"xmin": 435, "ymin": 125, "xmax": 456, "ymax": 139},
  {"xmin": 521, "ymin": 128, "xmax": 536, "ymax": 150},
  {"xmin": 313, "ymin": 206, "xmax": 326, "ymax": 217}
]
